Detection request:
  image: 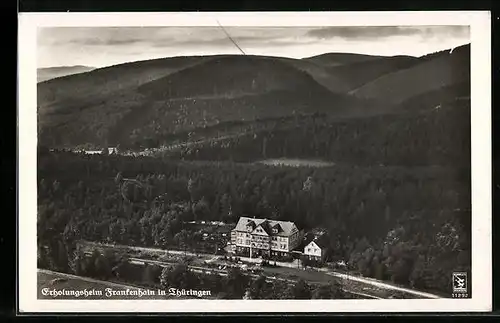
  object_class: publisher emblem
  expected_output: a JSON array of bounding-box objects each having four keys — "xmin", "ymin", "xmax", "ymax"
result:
[{"xmin": 452, "ymin": 272, "xmax": 467, "ymax": 293}]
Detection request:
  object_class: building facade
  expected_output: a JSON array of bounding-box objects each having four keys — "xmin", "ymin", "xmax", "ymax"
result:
[
  {"xmin": 303, "ymin": 240, "xmax": 326, "ymax": 261},
  {"xmin": 231, "ymin": 217, "xmax": 302, "ymax": 258}
]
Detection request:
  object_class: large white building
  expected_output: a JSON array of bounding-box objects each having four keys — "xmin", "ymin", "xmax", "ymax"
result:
[{"xmin": 231, "ymin": 217, "xmax": 303, "ymax": 258}]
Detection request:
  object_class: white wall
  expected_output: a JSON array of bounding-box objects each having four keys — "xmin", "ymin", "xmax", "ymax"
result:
[{"xmin": 234, "ymin": 229, "xmax": 296, "ymax": 252}]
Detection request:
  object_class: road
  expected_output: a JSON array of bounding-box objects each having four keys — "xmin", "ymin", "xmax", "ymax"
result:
[
  {"xmin": 82, "ymin": 240, "xmax": 206, "ymax": 257},
  {"xmin": 122, "ymin": 131, "xmax": 250, "ymax": 157},
  {"xmin": 127, "ymin": 257, "xmax": 381, "ymax": 299},
  {"xmin": 83, "ymin": 241, "xmax": 298, "ymax": 267},
  {"xmin": 81, "ymin": 241, "xmax": 441, "ymax": 299},
  {"xmin": 320, "ymin": 270, "xmax": 440, "ymax": 299}
]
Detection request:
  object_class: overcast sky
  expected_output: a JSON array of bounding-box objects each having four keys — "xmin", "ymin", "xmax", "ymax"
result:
[{"xmin": 37, "ymin": 26, "xmax": 470, "ymax": 68}]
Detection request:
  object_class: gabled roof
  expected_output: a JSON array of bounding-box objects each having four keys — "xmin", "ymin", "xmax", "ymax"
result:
[
  {"xmin": 233, "ymin": 217, "xmax": 297, "ymax": 236},
  {"xmin": 245, "ymin": 220, "xmax": 257, "ymax": 230},
  {"xmin": 252, "ymin": 223, "xmax": 270, "ymax": 236},
  {"xmin": 304, "ymin": 233, "xmax": 329, "ymax": 249},
  {"xmin": 271, "ymin": 222, "xmax": 283, "ymax": 233},
  {"xmin": 258, "ymin": 220, "xmax": 272, "ymax": 235}
]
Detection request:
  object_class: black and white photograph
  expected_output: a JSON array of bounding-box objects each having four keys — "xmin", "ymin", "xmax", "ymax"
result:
[{"xmin": 18, "ymin": 12, "xmax": 492, "ymax": 313}]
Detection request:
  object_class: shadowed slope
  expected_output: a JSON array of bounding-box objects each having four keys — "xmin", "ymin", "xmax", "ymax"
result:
[
  {"xmin": 326, "ymin": 56, "xmax": 419, "ymax": 92},
  {"xmin": 38, "ymin": 55, "xmax": 375, "ymax": 148},
  {"xmin": 350, "ymin": 44, "xmax": 470, "ymax": 105}
]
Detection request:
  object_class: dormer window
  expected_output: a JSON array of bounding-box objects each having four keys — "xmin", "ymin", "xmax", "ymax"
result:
[
  {"xmin": 271, "ymin": 223, "xmax": 282, "ymax": 234},
  {"xmin": 246, "ymin": 220, "xmax": 256, "ymax": 232}
]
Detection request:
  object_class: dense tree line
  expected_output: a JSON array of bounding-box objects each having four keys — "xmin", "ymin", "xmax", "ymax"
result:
[
  {"xmin": 116, "ymin": 86, "xmax": 361, "ymax": 150},
  {"xmin": 176, "ymin": 101, "xmax": 470, "ymax": 167},
  {"xmin": 125, "ymin": 114, "xmax": 316, "ymax": 150},
  {"xmin": 38, "ymin": 52, "xmax": 371, "ymax": 149},
  {"xmin": 38, "ymin": 149, "xmax": 470, "ymax": 294},
  {"xmin": 40, "ymin": 242, "xmax": 347, "ymax": 299}
]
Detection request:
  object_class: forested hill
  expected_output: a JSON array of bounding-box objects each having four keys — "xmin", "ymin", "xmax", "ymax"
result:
[
  {"xmin": 37, "ymin": 151, "xmax": 471, "ymax": 295},
  {"xmin": 171, "ymin": 98, "xmax": 470, "ymax": 166},
  {"xmin": 37, "ymin": 54, "xmax": 377, "ymax": 148}
]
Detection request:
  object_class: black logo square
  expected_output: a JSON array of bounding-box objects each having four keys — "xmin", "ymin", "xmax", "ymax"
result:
[{"xmin": 452, "ymin": 272, "xmax": 467, "ymax": 293}]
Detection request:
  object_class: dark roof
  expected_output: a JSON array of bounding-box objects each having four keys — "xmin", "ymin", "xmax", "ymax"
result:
[
  {"xmin": 271, "ymin": 223, "xmax": 283, "ymax": 233},
  {"xmin": 258, "ymin": 220, "xmax": 272, "ymax": 235},
  {"xmin": 305, "ymin": 233, "xmax": 329, "ymax": 249},
  {"xmin": 245, "ymin": 220, "xmax": 256, "ymax": 230}
]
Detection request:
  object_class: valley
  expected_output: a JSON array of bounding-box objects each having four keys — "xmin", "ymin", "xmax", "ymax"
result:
[{"xmin": 36, "ymin": 42, "xmax": 472, "ymax": 300}]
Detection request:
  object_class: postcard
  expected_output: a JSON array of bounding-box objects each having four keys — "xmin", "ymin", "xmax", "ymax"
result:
[{"xmin": 17, "ymin": 11, "xmax": 492, "ymax": 313}]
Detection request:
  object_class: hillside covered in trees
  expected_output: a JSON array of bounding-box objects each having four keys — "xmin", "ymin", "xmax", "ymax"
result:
[
  {"xmin": 37, "ymin": 42, "xmax": 472, "ymax": 297},
  {"xmin": 38, "ymin": 150, "xmax": 471, "ymax": 294},
  {"xmin": 170, "ymin": 98, "xmax": 470, "ymax": 166}
]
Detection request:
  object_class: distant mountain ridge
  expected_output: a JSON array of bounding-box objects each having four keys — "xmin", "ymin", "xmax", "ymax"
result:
[
  {"xmin": 37, "ymin": 45, "xmax": 471, "ymax": 149},
  {"xmin": 303, "ymin": 52, "xmax": 387, "ymax": 66},
  {"xmin": 37, "ymin": 65, "xmax": 96, "ymax": 83}
]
